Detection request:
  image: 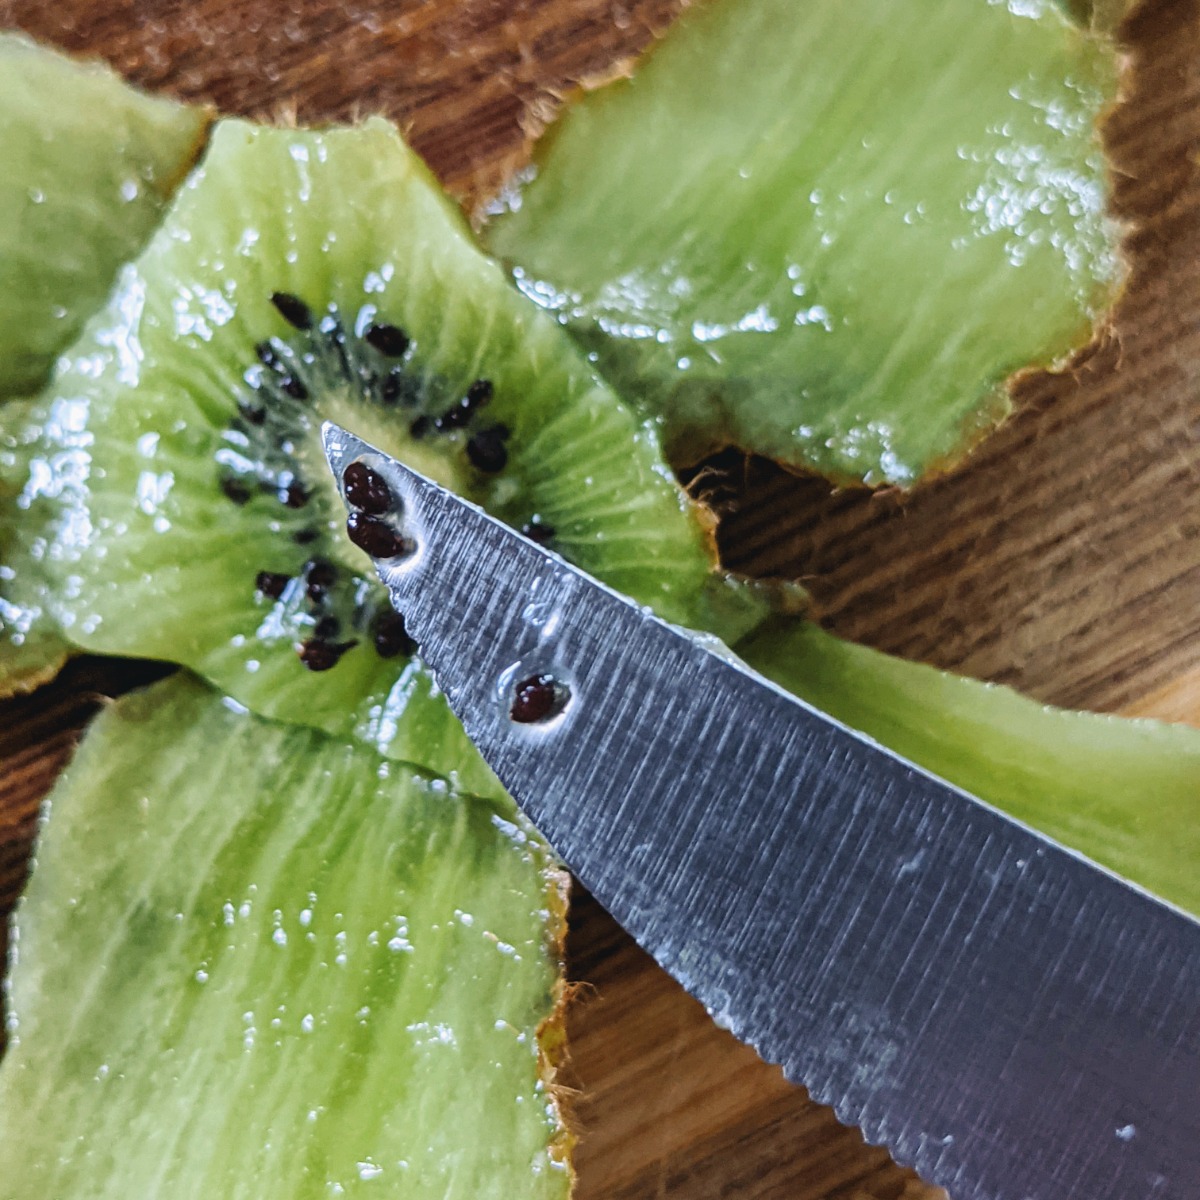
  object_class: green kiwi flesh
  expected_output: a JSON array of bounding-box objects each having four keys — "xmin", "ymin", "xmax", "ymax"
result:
[
  {"xmin": 0, "ymin": 396, "xmax": 69, "ymax": 696},
  {"xmin": 737, "ymin": 620, "xmax": 1200, "ymax": 917},
  {"xmin": 485, "ymin": 0, "xmax": 1121, "ymax": 486},
  {"xmin": 13, "ymin": 116, "xmax": 731, "ymax": 790},
  {"xmin": 0, "ymin": 673, "xmax": 570, "ymax": 1198},
  {"xmin": 0, "ymin": 34, "xmax": 210, "ymax": 400}
]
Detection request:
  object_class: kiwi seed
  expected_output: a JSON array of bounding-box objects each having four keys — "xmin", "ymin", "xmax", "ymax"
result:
[
  {"xmin": 314, "ymin": 615, "xmax": 341, "ymax": 640},
  {"xmin": 364, "ymin": 323, "xmax": 410, "ymax": 357},
  {"xmin": 434, "ymin": 377, "xmax": 493, "ymax": 432},
  {"xmin": 280, "ymin": 480, "xmax": 309, "ymax": 509},
  {"xmin": 510, "ymin": 673, "xmax": 565, "ymax": 724},
  {"xmin": 521, "ymin": 519, "xmax": 555, "ymax": 546},
  {"xmin": 304, "ymin": 559, "xmax": 337, "ymax": 601},
  {"xmin": 466, "ymin": 425, "xmax": 509, "ymax": 473},
  {"xmin": 342, "ymin": 461, "xmax": 393, "ymax": 515},
  {"xmin": 346, "ymin": 512, "xmax": 409, "ymax": 559},
  {"xmin": 271, "ymin": 291, "xmax": 313, "ymax": 330},
  {"xmin": 255, "ymin": 570, "xmax": 291, "ymax": 599},
  {"xmin": 222, "ymin": 477, "xmax": 253, "ymax": 506},
  {"xmin": 298, "ymin": 637, "xmax": 356, "ymax": 672},
  {"xmin": 372, "ymin": 610, "xmax": 416, "ymax": 659}
]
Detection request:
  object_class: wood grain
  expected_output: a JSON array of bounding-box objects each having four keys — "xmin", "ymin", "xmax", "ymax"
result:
[{"xmin": 0, "ymin": 1, "xmax": 1196, "ymax": 1197}]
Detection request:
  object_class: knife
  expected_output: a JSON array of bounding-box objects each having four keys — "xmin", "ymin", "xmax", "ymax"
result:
[{"xmin": 322, "ymin": 422, "xmax": 1199, "ymax": 1200}]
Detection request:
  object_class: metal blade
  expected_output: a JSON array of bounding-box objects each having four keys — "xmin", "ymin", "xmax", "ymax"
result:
[{"xmin": 324, "ymin": 423, "xmax": 1200, "ymax": 1200}]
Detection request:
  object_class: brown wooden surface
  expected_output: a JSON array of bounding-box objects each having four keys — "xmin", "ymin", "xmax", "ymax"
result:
[{"xmin": 0, "ymin": 1, "xmax": 1197, "ymax": 1197}]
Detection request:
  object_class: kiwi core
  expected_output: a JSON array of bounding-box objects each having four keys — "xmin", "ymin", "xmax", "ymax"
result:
[{"xmin": 217, "ymin": 291, "xmax": 512, "ymax": 672}]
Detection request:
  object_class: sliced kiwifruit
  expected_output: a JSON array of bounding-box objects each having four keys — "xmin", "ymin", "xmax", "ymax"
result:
[
  {"xmin": 15, "ymin": 117, "xmax": 733, "ymax": 789},
  {"xmin": 0, "ymin": 672, "xmax": 570, "ymax": 1198},
  {"xmin": 0, "ymin": 396, "xmax": 68, "ymax": 696},
  {"xmin": 485, "ymin": 0, "xmax": 1122, "ymax": 486},
  {"xmin": 736, "ymin": 619, "xmax": 1200, "ymax": 916},
  {"xmin": 0, "ymin": 34, "xmax": 210, "ymax": 400}
]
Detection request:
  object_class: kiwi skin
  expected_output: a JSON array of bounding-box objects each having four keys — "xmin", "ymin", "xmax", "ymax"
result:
[
  {"xmin": 0, "ymin": 33, "xmax": 211, "ymax": 400},
  {"xmin": 0, "ymin": 396, "xmax": 69, "ymax": 698}
]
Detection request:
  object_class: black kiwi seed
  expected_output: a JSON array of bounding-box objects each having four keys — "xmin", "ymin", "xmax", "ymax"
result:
[
  {"xmin": 271, "ymin": 291, "xmax": 313, "ymax": 330},
  {"xmin": 293, "ymin": 528, "xmax": 320, "ymax": 546},
  {"xmin": 521, "ymin": 519, "xmax": 555, "ymax": 545},
  {"xmin": 466, "ymin": 378, "xmax": 493, "ymax": 408},
  {"xmin": 409, "ymin": 415, "xmax": 431, "ymax": 440},
  {"xmin": 255, "ymin": 339, "xmax": 281, "ymax": 368},
  {"xmin": 280, "ymin": 481, "xmax": 310, "ymax": 509},
  {"xmin": 364, "ymin": 323, "xmax": 411, "ymax": 357},
  {"xmin": 314, "ymin": 615, "xmax": 341, "ymax": 640},
  {"xmin": 281, "ymin": 375, "xmax": 309, "ymax": 400},
  {"xmin": 298, "ymin": 637, "xmax": 356, "ymax": 672},
  {"xmin": 346, "ymin": 512, "xmax": 411, "ymax": 559},
  {"xmin": 372, "ymin": 610, "xmax": 417, "ymax": 658},
  {"xmin": 510, "ymin": 673, "xmax": 566, "ymax": 724},
  {"xmin": 466, "ymin": 425, "xmax": 509, "ymax": 473},
  {"xmin": 238, "ymin": 400, "xmax": 267, "ymax": 426},
  {"xmin": 434, "ymin": 377, "xmax": 493, "ymax": 432},
  {"xmin": 304, "ymin": 559, "xmax": 338, "ymax": 601},
  {"xmin": 222, "ymin": 477, "xmax": 253, "ymax": 506},
  {"xmin": 342, "ymin": 461, "xmax": 393, "ymax": 515},
  {"xmin": 255, "ymin": 570, "xmax": 291, "ymax": 600},
  {"xmin": 434, "ymin": 400, "xmax": 472, "ymax": 431}
]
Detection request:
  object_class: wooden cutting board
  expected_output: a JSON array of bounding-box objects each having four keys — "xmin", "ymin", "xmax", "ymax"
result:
[{"xmin": 1, "ymin": 1, "xmax": 1198, "ymax": 1196}]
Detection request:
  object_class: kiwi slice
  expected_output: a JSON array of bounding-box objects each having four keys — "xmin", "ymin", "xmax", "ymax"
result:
[
  {"xmin": 485, "ymin": 0, "xmax": 1121, "ymax": 486},
  {"xmin": 0, "ymin": 672, "xmax": 569, "ymax": 1198},
  {"xmin": 13, "ymin": 116, "xmax": 732, "ymax": 789},
  {"xmin": 0, "ymin": 34, "xmax": 210, "ymax": 400},
  {"xmin": 0, "ymin": 396, "xmax": 68, "ymax": 696},
  {"xmin": 737, "ymin": 619, "xmax": 1200, "ymax": 916}
]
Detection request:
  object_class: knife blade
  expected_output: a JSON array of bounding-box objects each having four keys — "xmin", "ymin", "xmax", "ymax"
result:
[{"xmin": 322, "ymin": 421, "xmax": 1200, "ymax": 1200}]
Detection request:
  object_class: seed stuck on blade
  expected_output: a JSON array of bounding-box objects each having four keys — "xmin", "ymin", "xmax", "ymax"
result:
[
  {"xmin": 346, "ymin": 512, "xmax": 411, "ymax": 559},
  {"xmin": 510, "ymin": 674, "xmax": 568, "ymax": 724},
  {"xmin": 342, "ymin": 461, "xmax": 393, "ymax": 515}
]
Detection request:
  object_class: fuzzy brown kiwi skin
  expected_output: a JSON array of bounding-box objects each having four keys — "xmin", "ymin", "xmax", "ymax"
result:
[
  {"xmin": 0, "ymin": 644, "xmax": 71, "ymax": 701},
  {"xmin": 535, "ymin": 862, "xmax": 577, "ymax": 1182}
]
